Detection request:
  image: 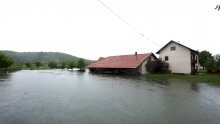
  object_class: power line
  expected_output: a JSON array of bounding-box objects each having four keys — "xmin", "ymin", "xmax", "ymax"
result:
[
  {"xmin": 96, "ymin": 0, "xmax": 159, "ymax": 46},
  {"xmin": 97, "ymin": 0, "xmax": 142, "ymax": 36}
]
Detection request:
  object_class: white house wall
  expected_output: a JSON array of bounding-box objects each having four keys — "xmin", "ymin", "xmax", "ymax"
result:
[
  {"xmin": 138, "ymin": 56, "xmax": 156, "ymax": 74},
  {"xmin": 159, "ymin": 42, "xmax": 191, "ymax": 74}
]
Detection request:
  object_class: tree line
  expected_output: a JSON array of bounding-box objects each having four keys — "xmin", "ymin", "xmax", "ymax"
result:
[
  {"xmin": 198, "ymin": 50, "xmax": 220, "ymax": 71},
  {"xmin": 0, "ymin": 52, "xmax": 86, "ymax": 71},
  {"xmin": 47, "ymin": 58, "xmax": 86, "ymax": 71},
  {"xmin": 2, "ymin": 50, "xmax": 219, "ymax": 72},
  {"xmin": 0, "ymin": 50, "xmax": 91, "ymax": 65}
]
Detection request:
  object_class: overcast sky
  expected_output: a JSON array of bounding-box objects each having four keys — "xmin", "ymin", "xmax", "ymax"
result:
[{"xmin": 0, "ymin": 0, "xmax": 220, "ymax": 60}]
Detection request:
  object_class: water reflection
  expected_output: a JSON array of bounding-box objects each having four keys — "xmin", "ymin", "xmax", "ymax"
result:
[
  {"xmin": 138, "ymin": 75, "xmax": 170, "ymax": 86},
  {"xmin": 0, "ymin": 72, "xmax": 11, "ymax": 82},
  {"xmin": 0, "ymin": 70, "xmax": 18, "ymax": 86},
  {"xmin": 152, "ymin": 79, "xmax": 170, "ymax": 85},
  {"xmin": 191, "ymin": 83, "xmax": 199, "ymax": 92},
  {"xmin": 0, "ymin": 70, "xmax": 220, "ymax": 124}
]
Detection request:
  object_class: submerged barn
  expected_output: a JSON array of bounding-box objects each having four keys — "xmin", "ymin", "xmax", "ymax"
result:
[{"xmin": 88, "ymin": 52, "xmax": 157, "ymax": 74}]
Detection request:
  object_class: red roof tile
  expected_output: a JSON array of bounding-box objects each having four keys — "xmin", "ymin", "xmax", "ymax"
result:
[{"xmin": 88, "ymin": 53, "xmax": 152, "ymax": 69}]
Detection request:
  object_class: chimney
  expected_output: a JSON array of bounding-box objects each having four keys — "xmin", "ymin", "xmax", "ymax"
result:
[{"xmin": 135, "ymin": 52, "xmax": 137, "ymax": 56}]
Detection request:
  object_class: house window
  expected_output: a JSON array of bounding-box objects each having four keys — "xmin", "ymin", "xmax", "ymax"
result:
[
  {"xmin": 170, "ymin": 46, "xmax": 176, "ymax": 51},
  {"xmin": 165, "ymin": 56, "xmax": 169, "ymax": 61}
]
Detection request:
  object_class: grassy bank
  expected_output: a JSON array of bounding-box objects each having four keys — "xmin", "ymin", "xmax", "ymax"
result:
[{"xmin": 144, "ymin": 73, "xmax": 220, "ymax": 85}]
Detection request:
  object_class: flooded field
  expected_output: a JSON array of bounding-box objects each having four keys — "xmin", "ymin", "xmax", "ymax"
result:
[{"xmin": 0, "ymin": 70, "xmax": 220, "ymax": 124}]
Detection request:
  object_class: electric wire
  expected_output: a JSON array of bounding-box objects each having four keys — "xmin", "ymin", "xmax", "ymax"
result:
[{"xmin": 96, "ymin": 0, "xmax": 160, "ymax": 46}]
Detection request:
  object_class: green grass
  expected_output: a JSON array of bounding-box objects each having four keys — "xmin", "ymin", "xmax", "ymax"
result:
[
  {"xmin": 144, "ymin": 73, "xmax": 220, "ymax": 85},
  {"xmin": 198, "ymin": 69, "xmax": 207, "ymax": 73}
]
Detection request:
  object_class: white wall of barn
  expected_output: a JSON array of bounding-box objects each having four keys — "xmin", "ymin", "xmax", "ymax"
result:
[{"xmin": 138, "ymin": 55, "xmax": 157, "ymax": 74}]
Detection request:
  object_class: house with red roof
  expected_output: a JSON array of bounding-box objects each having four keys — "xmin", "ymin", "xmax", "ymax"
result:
[{"xmin": 87, "ymin": 52, "xmax": 157, "ymax": 74}]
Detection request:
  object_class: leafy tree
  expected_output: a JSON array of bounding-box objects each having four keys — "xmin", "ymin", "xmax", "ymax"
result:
[
  {"xmin": 68, "ymin": 61, "xmax": 75, "ymax": 69},
  {"xmin": 61, "ymin": 62, "xmax": 66, "ymax": 69},
  {"xmin": 35, "ymin": 61, "xmax": 42, "ymax": 67},
  {"xmin": 214, "ymin": 54, "xmax": 220, "ymax": 69},
  {"xmin": 198, "ymin": 50, "xmax": 212, "ymax": 68},
  {"xmin": 25, "ymin": 63, "xmax": 32, "ymax": 67},
  {"xmin": 77, "ymin": 58, "xmax": 86, "ymax": 71},
  {"xmin": 48, "ymin": 61, "xmax": 57, "ymax": 68},
  {"xmin": 0, "ymin": 53, "xmax": 14, "ymax": 68},
  {"xmin": 205, "ymin": 57, "xmax": 216, "ymax": 69}
]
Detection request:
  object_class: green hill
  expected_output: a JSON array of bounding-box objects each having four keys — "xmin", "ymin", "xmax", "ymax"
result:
[{"xmin": 0, "ymin": 50, "xmax": 91, "ymax": 64}]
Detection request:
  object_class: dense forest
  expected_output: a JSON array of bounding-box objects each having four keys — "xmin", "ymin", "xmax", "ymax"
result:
[{"xmin": 0, "ymin": 50, "xmax": 91, "ymax": 64}]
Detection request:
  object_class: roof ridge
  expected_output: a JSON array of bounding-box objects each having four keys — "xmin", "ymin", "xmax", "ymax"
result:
[
  {"xmin": 107, "ymin": 53, "xmax": 150, "ymax": 57},
  {"xmin": 97, "ymin": 54, "xmax": 149, "ymax": 65}
]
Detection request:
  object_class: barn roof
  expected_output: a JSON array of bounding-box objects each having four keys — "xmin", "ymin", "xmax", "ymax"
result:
[{"xmin": 87, "ymin": 53, "xmax": 154, "ymax": 69}]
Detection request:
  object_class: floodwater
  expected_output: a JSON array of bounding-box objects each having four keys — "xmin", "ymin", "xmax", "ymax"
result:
[{"xmin": 0, "ymin": 70, "xmax": 220, "ymax": 124}]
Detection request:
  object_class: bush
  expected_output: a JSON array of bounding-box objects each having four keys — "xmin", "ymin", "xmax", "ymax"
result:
[
  {"xmin": 60, "ymin": 62, "xmax": 66, "ymax": 69},
  {"xmin": 0, "ymin": 53, "xmax": 14, "ymax": 68},
  {"xmin": 146, "ymin": 60, "xmax": 169, "ymax": 73},
  {"xmin": 191, "ymin": 69, "xmax": 198, "ymax": 75},
  {"xmin": 77, "ymin": 58, "xmax": 86, "ymax": 71},
  {"xmin": 48, "ymin": 61, "xmax": 57, "ymax": 68},
  {"xmin": 68, "ymin": 61, "xmax": 75, "ymax": 69},
  {"xmin": 25, "ymin": 63, "xmax": 32, "ymax": 67},
  {"xmin": 35, "ymin": 62, "xmax": 42, "ymax": 67},
  {"xmin": 161, "ymin": 61, "xmax": 169, "ymax": 72}
]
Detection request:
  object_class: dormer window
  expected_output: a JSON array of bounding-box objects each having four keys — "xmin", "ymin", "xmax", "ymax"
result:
[{"xmin": 170, "ymin": 46, "xmax": 176, "ymax": 51}]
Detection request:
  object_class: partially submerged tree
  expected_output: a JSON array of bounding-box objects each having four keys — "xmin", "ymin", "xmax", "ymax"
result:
[
  {"xmin": 77, "ymin": 58, "xmax": 86, "ymax": 71},
  {"xmin": 35, "ymin": 61, "xmax": 42, "ymax": 67},
  {"xmin": 68, "ymin": 61, "xmax": 75, "ymax": 69},
  {"xmin": 25, "ymin": 63, "xmax": 32, "ymax": 68},
  {"xmin": 0, "ymin": 53, "xmax": 14, "ymax": 68},
  {"xmin": 60, "ymin": 62, "xmax": 66, "ymax": 69},
  {"xmin": 48, "ymin": 61, "xmax": 57, "ymax": 68}
]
